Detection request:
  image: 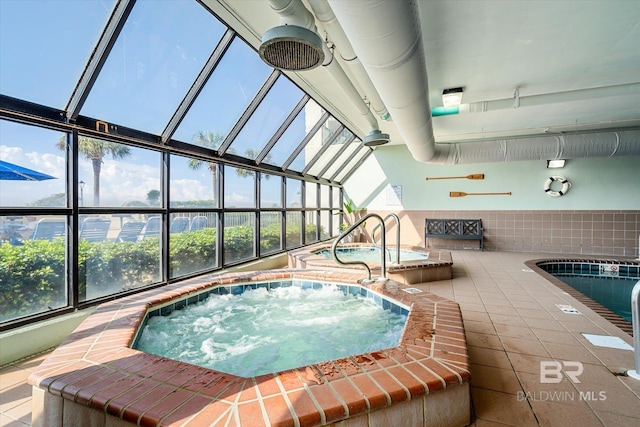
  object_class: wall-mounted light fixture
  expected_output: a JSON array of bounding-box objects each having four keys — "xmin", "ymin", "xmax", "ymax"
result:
[
  {"xmin": 442, "ymin": 87, "xmax": 464, "ymax": 107},
  {"xmin": 546, "ymin": 159, "xmax": 566, "ymax": 169}
]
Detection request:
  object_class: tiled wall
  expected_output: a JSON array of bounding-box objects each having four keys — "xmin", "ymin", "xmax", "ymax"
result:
[{"xmin": 369, "ymin": 210, "xmax": 640, "ymax": 258}]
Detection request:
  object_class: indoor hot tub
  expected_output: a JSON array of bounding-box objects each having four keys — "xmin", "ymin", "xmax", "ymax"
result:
[
  {"xmin": 28, "ymin": 269, "xmax": 470, "ymax": 427},
  {"xmin": 288, "ymin": 243, "xmax": 453, "ymax": 284}
]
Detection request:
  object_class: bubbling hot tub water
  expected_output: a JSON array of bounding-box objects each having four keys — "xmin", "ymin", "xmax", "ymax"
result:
[{"xmin": 134, "ymin": 281, "xmax": 407, "ymax": 377}]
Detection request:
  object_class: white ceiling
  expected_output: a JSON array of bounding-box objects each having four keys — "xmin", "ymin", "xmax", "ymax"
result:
[{"xmin": 205, "ymin": 0, "xmax": 640, "ymax": 147}]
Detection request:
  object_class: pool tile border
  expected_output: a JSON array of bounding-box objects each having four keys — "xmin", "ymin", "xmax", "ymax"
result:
[{"xmin": 28, "ymin": 269, "xmax": 470, "ymax": 427}]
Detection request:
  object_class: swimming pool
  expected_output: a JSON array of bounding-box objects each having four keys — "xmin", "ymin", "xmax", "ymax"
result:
[{"xmin": 534, "ymin": 259, "xmax": 640, "ymax": 330}]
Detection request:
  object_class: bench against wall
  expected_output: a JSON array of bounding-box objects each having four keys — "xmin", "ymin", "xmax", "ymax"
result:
[{"xmin": 425, "ymin": 219, "xmax": 484, "ymax": 251}]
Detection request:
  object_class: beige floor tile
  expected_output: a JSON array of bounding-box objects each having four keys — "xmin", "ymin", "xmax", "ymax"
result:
[
  {"xmin": 529, "ymin": 399, "xmax": 603, "ymax": 426},
  {"xmin": 488, "ymin": 313, "xmax": 527, "ymax": 327},
  {"xmin": 531, "ymin": 328, "xmax": 580, "ymax": 345},
  {"xmin": 464, "ymin": 321, "xmax": 498, "ymax": 336},
  {"xmin": 507, "ymin": 352, "xmax": 552, "ymax": 376},
  {"xmin": 470, "ymin": 387, "xmax": 538, "ymax": 427},
  {"xmin": 595, "ymin": 410, "xmax": 640, "ymax": 427},
  {"xmin": 501, "ymin": 336, "xmax": 550, "ymax": 357},
  {"xmin": 462, "ymin": 311, "xmax": 492, "ymax": 324},
  {"xmin": 464, "ymin": 332, "xmax": 504, "ymax": 351},
  {"xmin": 572, "ymin": 364, "xmax": 640, "ymax": 419},
  {"xmin": 543, "ymin": 341, "xmax": 601, "ymax": 364},
  {"xmin": 522, "ymin": 317, "xmax": 569, "ymax": 332},
  {"xmin": 493, "ymin": 324, "xmax": 537, "ymax": 340},
  {"xmin": 468, "ymin": 347, "xmax": 512, "ymax": 370},
  {"xmin": 469, "ymin": 364, "xmax": 523, "ymax": 395}
]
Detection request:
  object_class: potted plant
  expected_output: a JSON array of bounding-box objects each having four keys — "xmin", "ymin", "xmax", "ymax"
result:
[{"xmin": 336, "ymin": 198, "xmax": 366, "ymax": 241}]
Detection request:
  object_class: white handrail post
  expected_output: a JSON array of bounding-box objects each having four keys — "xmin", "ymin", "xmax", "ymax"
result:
[{"xmin": 627, "ymin": 280, "xmax": 640, "ymax": 380}]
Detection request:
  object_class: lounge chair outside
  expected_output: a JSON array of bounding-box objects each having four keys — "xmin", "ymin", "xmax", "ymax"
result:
[
  {"xmin": 115, "ymin": 221, "xmax": 145, "ymax": 242},
  {"xmin": 31, "ymin": 219, "xmax": 66, "ymax": 241},
  {"xmin": 189, "ymin": 215, "xmax": 208, "ymax": 231},
  {"xmin": 79, "ymin": 218, "xmax": 111, "ymax": 242},
  {"xmin": 142, "ymin": 216, "xmax": 161, "ymax": 239},
  {"xmin": 170, "ymin": 217, "xmax": 190, "ymax": 234}
]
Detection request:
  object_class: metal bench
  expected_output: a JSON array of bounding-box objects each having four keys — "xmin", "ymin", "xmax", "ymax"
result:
[{"xmin": 425, "ymin": 218, "xmax": 483, "ymax": 250}]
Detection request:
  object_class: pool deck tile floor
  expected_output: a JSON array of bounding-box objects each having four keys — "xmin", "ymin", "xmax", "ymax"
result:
[{"xmin": 2, "ymin": 250, "xmax": 640, "ymax": 426}]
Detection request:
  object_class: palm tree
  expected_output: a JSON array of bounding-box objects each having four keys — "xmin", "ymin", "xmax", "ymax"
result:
[
  {"xmin": 187, "ymin": 131, "xmax": 224, "ymax": 204},
  {"xmin": 57, "ymin": 136, "xmax": 131, "ymax": 206}
]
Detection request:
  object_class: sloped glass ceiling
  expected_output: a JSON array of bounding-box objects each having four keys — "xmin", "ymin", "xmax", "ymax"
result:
[{"xmin": 0, "ymin": 0, "xmax": 370, "ymax": 184}]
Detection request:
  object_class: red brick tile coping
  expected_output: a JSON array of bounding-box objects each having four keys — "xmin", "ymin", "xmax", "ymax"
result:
[
  {"xmin": 29, "ymin": 269, "xmax": 470, "ymax": 427},
  {"xmin": 288, "ymin": 243, "xmax": 453, "ymax": 284}
]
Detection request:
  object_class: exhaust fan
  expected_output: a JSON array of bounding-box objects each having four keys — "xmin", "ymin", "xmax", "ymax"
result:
[{"xmin": 259, "ymin": 25, "xmax": 325, "ymax": 71}]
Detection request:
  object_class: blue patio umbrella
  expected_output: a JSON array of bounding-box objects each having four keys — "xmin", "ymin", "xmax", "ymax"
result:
[{"xmin": 0, "ymin": 160, "xmax": 56, "ymax": 181}]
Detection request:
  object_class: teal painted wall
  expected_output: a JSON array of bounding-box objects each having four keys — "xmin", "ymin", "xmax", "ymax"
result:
[{"xmin": 344, "ymin": 145, "xmax": 640, "ymax": 211}]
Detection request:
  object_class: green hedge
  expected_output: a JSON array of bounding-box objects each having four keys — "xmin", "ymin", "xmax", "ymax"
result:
[{"xmin": 0, "ymin": 223, "xmax": 323, "ymax": 323}]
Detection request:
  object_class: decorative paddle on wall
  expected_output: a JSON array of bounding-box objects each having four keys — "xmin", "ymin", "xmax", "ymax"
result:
[
  {"xmin": 425, "ymin": 173, "xmax": 484, "ymax": 181},
  {"xmin": 450, "ymin": 191, "xmax": 511, "ymax": 197}
]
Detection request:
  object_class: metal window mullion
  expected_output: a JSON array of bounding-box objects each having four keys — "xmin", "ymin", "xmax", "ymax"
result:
[
  {"xmin": 218, "ymin": 70, "xmax": 280, "ymax": 155},
  {"xmin": 301, "ymin": 125, "xmax": 345, "ymax": 175},
  {"xmin": 255, "ymin": 94, "xmax": 309, "ymax": 164},
  {"xmin": 162, "ymin": 152, "xmax": 170, "ymax": 282},
  {"xmin": 316, "ymin": 134, "xmax": 356, "ymax": 178},
  {"xmin": 66, "ymin": 0, "xmax": 136, "ymax": 120},
  {"xmin": 329, "ymin": 142, "xmax": 364, "ymax": 182},
  {"xmin": 161, "ymin": 29, "xmax": 235, "ymax": 143},
  {"xmin": 281, "ymin": 111, "xmax": 329, "ymax": 171},
  {"xmin": 217, "ymin": 165, "xmax": 225, "ymax": 267},
  {"xmin": 255, "ymin": 172, "xmax": 261, "ymax": 257},
  {"xmin": 70, "ymin": 130, "xmax": 80, "ymax": 307}
]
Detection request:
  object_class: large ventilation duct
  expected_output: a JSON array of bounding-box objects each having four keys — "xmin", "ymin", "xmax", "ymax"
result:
[
  {"xmin": 327, "ymin": 0, "xmax": 640, "ymax": 164},
  {"xmin": 307, "ymin": 0, "xmax": 390, "ymax": 121},
  {"xmin": 263, "ymin": 0, "xmax": 389, "ymax": 146}
]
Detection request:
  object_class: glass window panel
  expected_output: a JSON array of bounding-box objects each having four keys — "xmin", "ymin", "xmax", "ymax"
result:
[
  {"xmin": 170, "ymin": 212, "xmax": 217, "ymax": 278},
  {"xmin": 287, "ymin": 116, "xmax": 342, "ymax": 172},
  {"xmin": 306, "ymin": 182, "xmax": 317, "ymax": 208},
  {"xmin": 0, "ymin": 215, "xmax": 68, "ymax": 322},
  {"xmin": 321, "ymin": 139, "xmax": 362, "ymax": 180},
  {"xmin": 332, "ymin": 187, "xmax": 342, "ymax": 210},
  {"xmin": 264, "ymin": 100, "xmax": 323, "ymax": 168},
  {"xmin": 335, "ymin": 147, "xmax": 369, "ymax": 182},
  {"xmin": 77, "ymin": 138, "xmax": 161, "ymax": 208},
  {"xmin": 224, "ymin": 165, "xmax": 255, "ymax": 208},
  {"xmin": 320, "ymin": 210, "xmax": 331, "ymax": 240},
  {"xmin": 307, "ymin": 128, "xmax": 353, "ymax": 177},
  {"xmin": 170, "ymin": 154, "xmax": 218, "ymax": 208},
  {"xmin": 260, "ymin": 174, "xmax": 282, "ymax": 208},
  {"xmin": 330, "ymin": 210, "xmax": 341, "ymax": 236},
  {"xmin": 80, "ymin": 213, "xmax": 161, "ymax": 302},
  {"xmin": 286, "ymin": 178, "xmax": 302, "ymax": 208},
  {"xmin": 285, "ymin": 211, "xmax": 302, "ymax": 249},
  {"xmin": 173, "ymin": 38, "xmax": 272, "ymax": 146},
  {"xmin": 0, "ymin": 0, "xmax": 115, "ymax": 108},
  {"xmin": 81, "ymin": 0, "xmax": 225, "ymax": 134},
  {"xmin": 228, "ymin": 76, "xmax": 303, "ymax": 160},
  {"xmin": 0, "ymin": 120, "xmax": 67, "ymax": 207},
  {"xmin": 260, "ymin": 212, "xmax": 281, "ymax": 255},
  {"xmin": 320, "ymin": 185, "xmax": 330, "ymax": 208},
  {"xmin": 224, "ymin": 212, "xmax": 254, "ymax": 263},
  {"xmin": 305, "ymin": 211, "xmax": 318, "ymax": 243}
]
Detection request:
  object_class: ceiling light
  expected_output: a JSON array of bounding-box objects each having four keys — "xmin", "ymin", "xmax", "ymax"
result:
[
  {"xmin": 362, "ymin": 129, "xmax": 390, "ymax": 147},
  {"xmin": 442, "ymin": 87, "xmax": 464, "ymax": 107},
  {"xmin": 546, "ymin": 159, "xmax": 566, "ymax": 168}
]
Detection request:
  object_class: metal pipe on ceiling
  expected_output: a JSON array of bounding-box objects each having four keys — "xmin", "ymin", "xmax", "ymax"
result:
[{"xmin": 327, "ymin": 0, "xmax": 640, "ymax": 164}]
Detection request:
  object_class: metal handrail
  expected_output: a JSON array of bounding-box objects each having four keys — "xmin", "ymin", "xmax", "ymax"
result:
[
  {"xmin": 372, "ymin": 213, "xmax": 400, "ymax": 264},
  {"xmin": 628, "ymin": 280, "xmax": 640, "ymax": 380},
  {"xmin": 332, "ymin": 213, "xmax": 386, "ymax": 282}
]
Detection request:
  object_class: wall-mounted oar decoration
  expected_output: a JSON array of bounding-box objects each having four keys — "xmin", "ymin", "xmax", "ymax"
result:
[
  {"xmin": 450, "ymin": 191, "xmax": 512, "ymax": 197},
  {"xmin": 425, "ymin": 173, "xmax": 484, "ymax": 181}
]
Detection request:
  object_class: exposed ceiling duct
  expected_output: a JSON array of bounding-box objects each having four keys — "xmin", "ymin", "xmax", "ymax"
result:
[
  {"xmin": 326, "ymin": 0, "xmax": 640, "ymax": 164},
  {"xmin": 262, "ymin": 0, "xmax": 389, "ymax": 146}
]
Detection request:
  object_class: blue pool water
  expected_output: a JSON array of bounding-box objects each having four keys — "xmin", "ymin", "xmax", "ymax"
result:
[
  {"xmin": 315, "ymin": 246, "xmax": 429, "ymax": 262},
  {"xmin": 134, "ymin": 281, "xmax": 408, "ymax": 377},
  {"xmin": 541, "ymin": 261, "xmax": 639, "ymax": 322}
]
